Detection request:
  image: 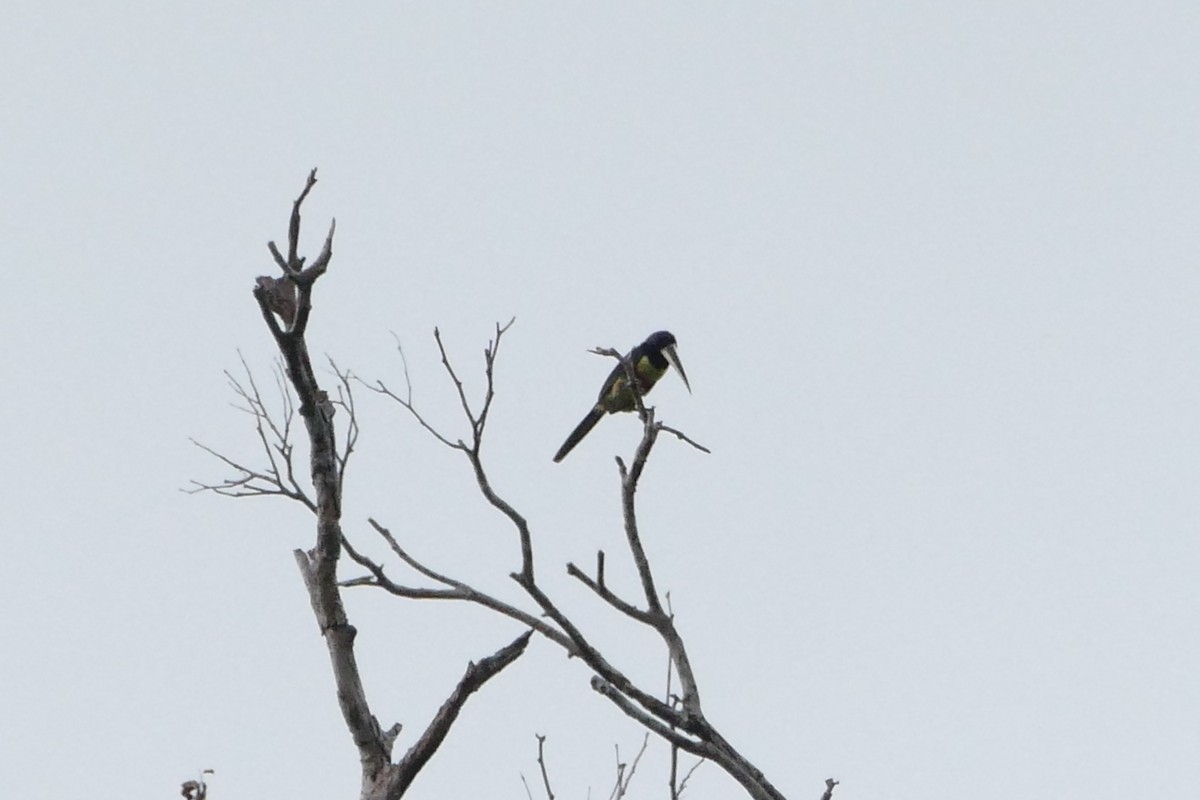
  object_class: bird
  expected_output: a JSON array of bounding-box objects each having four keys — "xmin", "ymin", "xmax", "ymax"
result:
[{"xmin": 553, "ymin": 330, "xmax": 691, "ymax": 462}]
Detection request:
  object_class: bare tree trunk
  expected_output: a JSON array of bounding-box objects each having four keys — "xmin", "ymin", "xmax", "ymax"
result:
[{"xmin": 248, "ymin": 171, "xmax": 529, "ymax": 800}]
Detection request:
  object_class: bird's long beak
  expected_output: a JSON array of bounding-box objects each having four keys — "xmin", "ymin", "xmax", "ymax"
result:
[{"xmin": 663, "ymin": 344, "xmax": 691, "ymax": 394}]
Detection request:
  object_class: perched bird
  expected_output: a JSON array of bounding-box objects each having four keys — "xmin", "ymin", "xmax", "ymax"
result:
[{"xmin": 553, "ymin": 331, "xmax": 691, "ymax": 462}]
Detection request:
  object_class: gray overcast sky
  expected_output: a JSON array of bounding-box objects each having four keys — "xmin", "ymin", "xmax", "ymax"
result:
[{"xmin": 2, "ymin": 3, "xmax": 1198, "ymax": 799}]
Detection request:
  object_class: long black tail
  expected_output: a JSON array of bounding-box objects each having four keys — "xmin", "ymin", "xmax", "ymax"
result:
[{"xmin": 553, "ymin": 406, "xmax": 604, "ymax": 462}]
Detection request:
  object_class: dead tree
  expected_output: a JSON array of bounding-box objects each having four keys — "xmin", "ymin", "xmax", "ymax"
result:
[{"xmin": 193, "ymin": 171, "xmax": 830, "ymax": 800}]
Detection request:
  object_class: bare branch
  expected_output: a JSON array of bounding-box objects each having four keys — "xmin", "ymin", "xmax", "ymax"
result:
[
  {"xmin": 590, "ymin": 677, "xmax": 707, "ymax": 758},
  {"xmin": 614, "ymin": 409, "xmax": 707, "ymax": 720},
  {"xmin": 535, "ymin": 734, "xmax": 555, "ymax": 800},
  {"xmin": 390, "ymin": 631, "xmax": 533, "ymax": 796},
  {"xmin": 587, "ymin": 346, "xmax": 623, "ymax": 365},
  {"xmin": 460, "ymin": 324, "xmax": 538, "ymax": 579},
  {"xmin": 614, "ymin": 430, "xmax": 663, "ymax": 616},
  {"xmin": 369, "ymin": 377, "xmax": 465, "ymax": 449},
  {"xmin": 284, "ymin": 169, "xmax": 317, "ymax": 269},
  {"xmin": 475, "ymin": 317, "xmax": 515, "ymax": 438},
  {"xmin": 468, "ymin": 446, "xmax": 536, "ymax": 583},
  {"xmin": 658, "ymin": 423, "xmax": 712, "ymax": 455},
  {"xmin": 820, "ymin": 778, "xmax": 840, "ymax": 800},
  {"xmin": 375, "ymin": 324, "xmax": 537, "ymax": 582},
  {"xmin": 361, "ymin": 338, "xmax": 464, "ymax": 451},
  {"xmin": 338, "ymin": 535, "xmax": 461, "ymax": 600},
  {"xmin": 594, "ymin": 675, "xmax": 783, "ymax": 800},
  {"xmin": 566, "ymin": 561, "xmax": 655, "ymax": 625},
  {"xmin": 327, "ymin": 357, "xmax": 359, "ymax": 481},
  {"xmin": 308, "ymin": 217, "xmax": 336, "ymax": 279},
  {"xmin": 345, "ymin": 519, "xmax": 573, "ymax": 650},
  {"xmin": 434, "ymin": 326, "xmax": 477, "ymax": 434},
  {"xmin": 260, "ymin": 169, "xmax": 333, "ymax": 338},
  {"xmin": 673, "ymin": 752, "xmax": 704, "ymax": 799},
  {"xmin": 188, "ymin": 355, "xmax": 315, "ymax": 511},
  {"xmin": 608, "ymin": 734, "xmax": 649, "ymax": 800},
  {"xmin": 516, "ymin": 579, "xmax": 685, "ymax": 729},
  {"xmin": 368, "ymin": 518, "xmax": 465, "ymax": 588},
  {"xmin": 185, "ymin": 439, "xmax": 311, "ymax": 508},
  {"xmin": 390, "ymin": 332, "xmax": 414, "ymax": 404}
]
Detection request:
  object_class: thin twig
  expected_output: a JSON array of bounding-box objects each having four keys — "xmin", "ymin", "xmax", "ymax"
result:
[
  {"xmin": 608, "ymin": 734, "xmax": 649, "ymax": 800},
  {"xmin": 566, "ymin": 562, "xmax": 655, "ymax": 624},
  {"xmin": 475, "ymin": 318, "xmax": 514, "ymax": 439},
  {"xmin": 434, "ymin": 327, "xmax": 477, "ymax": 435},
  {"xmin": 675, "ymin": 755, "xmax": 705, "ymax": 798},
  {"xmin": 327, "ymin": 358, "xmax": 359, "ymax": 481},
  {"xmin": 188, "ymin": 355, "xmax": 315, "ymax": 511},
  {"xmin": 536, "ymin": 734, "xmax": 555, "ymax": 800},
  {"xmin": 658, "ymin": 424, "xmax": 712, "ymax": 454}
]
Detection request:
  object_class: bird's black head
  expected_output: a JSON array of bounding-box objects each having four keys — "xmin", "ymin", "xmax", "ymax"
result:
[
  {"xmin": 642, "ymin": 330, "xmax": 677, "ymax": 352},
  {"xmin": 639, "ymin": 330, "xmax": 690, "ymax": 394}
]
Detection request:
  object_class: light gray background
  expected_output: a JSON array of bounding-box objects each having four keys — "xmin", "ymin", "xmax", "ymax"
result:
[{"xmin": 2, "ymin": 3, "xmax": 1197, "ymax": 798}]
